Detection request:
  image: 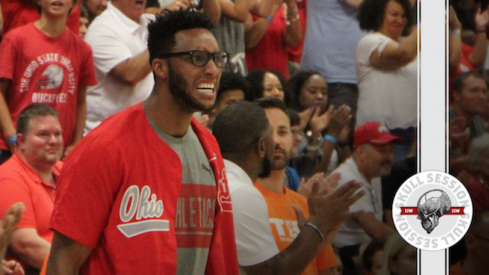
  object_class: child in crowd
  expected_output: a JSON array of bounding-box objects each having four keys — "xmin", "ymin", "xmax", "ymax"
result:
[{"xmin": 0, "ymin": 0, "xmax": 97, "ymax": 164}]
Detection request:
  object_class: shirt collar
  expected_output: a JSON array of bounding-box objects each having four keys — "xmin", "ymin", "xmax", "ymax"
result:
[
  {"xmin": 13, "ymin": 154, "xmax": 61, "ymax": 188},
  {"xmin": 224, "ymin": 159, "xmax": 254, "ymax": 187},
  {"xmin": 107, "ymin": 2, "xmax": 146, "ymax": 33}
]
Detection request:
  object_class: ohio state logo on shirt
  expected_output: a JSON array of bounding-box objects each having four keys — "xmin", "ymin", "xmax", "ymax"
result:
[
  {"xmin": 117, "ymin": 185, "xmax": 170, "ymax": 238},
  {"xmin": 216, "ymin": 167, "xmax": 233, "ymax": 213}
]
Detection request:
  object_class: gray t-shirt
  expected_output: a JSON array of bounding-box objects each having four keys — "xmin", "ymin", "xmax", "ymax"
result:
[
  {"xmin": 211, "ymin": 0, "xmax": 247, "ymax": 75},
  {"xmin": 301, "ymin": 0, "xmax": 366, "ymax": 83},
  {"xmin": 149, "ymin": 120, "xmax": 216, "ymax": 275}
]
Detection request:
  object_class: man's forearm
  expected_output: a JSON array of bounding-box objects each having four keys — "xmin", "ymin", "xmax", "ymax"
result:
[
  {"xmin": 109, "ymin": 50, "xmax": 152, "ymax": 87},
  {"xmin": 243, "ymin": 226, "xmax": 323, "ymax": 275},
  {"xmin": 47, "ymin": 232, "xmax": 93, "ymax": 275},
  {"xmin": 469, "ymin": 32, "xmax": 488, "ymax": 68},
  {"xmin": 0, "ymin": 80, "xmax": 16, "ymax": 149},
  {"xmin": 244, "ymin": 16, "xmax": 270, "ymax": 49},
  {"xmin": 10, "ymin": 233, "xmax": 51, "ymax": 269},
  {"xmin": 202, "ymin": 0, "xmax": 222, "ymax": 26}
]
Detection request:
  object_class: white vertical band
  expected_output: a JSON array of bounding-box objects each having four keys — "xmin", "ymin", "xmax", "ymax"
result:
[{"xmin": 419, "ymin": 0, "xmax": 448, "ymax": 274}]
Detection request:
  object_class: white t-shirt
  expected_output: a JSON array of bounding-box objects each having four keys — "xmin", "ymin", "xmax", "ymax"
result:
[
  {"xmin": 224, "ymin": 160, "xmax": 279, "ymax": 272},
  {"xmin": 356, "ymin": 32, "xmax": 417, "ymax": 129},
  {"xmin": 331, "ymin": 158, "xmax": 383, "ymax": 248},
  {"xmin": 84, "ymin": 2, "xmax": 155, "ymax": 134}
]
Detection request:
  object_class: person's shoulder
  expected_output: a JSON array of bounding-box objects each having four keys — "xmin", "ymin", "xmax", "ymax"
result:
[
  {"xmin": 65, "ymin": 29, "xmax": 92, "ymax": 49},
  {"xmin": 85, "ymin": 13, "xmax": 118, "ymax": 37},
  {"xmin": 82, "ymin": 104, "xmax": 147, "ymax": 147},
  {"xmin": 1, "ymin": 23, "xmax": 34, "ymax": 41},
  {"xmin": 285, "ymin": 188, "xmax": 308, "ymax": 205},
  {"xmin": 0, "ymin": 156, "xmax": 30, "ymax": 184},
  {"xmin": 332, "ymin": 158, "xmax": 359, "ymax": 185},
  {"xmin": 358, "ymin": 32, "xmax": 389, "ymax": 45},
  {"xmin": 142, "ymin": 13, "xmax": 156, "ymax": 24},
  {"xmin": 332, "ymin": 157, "xmax": 354, "ymax": 175}
]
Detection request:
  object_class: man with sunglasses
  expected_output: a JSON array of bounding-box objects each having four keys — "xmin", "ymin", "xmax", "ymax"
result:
[
  {"xmin": 330, "ymin": 121, "xmax": 400, "ymax": 274},
  {"xmin": 46, "ymin": 10, "xmax": 238, "ymax": 275}
]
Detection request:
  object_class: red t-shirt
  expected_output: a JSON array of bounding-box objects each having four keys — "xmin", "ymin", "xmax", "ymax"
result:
[
  {"xmin": 255, "ymin": 183, "xmax": 338, "ymax": 274},
  {"xmin": 0, "ymin": 154, "xmax": 62, "ymax": 268},
  {"xmin": 246, "ymin": 5, "xmax": 290, "ymax": 78},
  {"xmin": 449, "ymin": 43, "xmax": 475, "ymax": 104},
  {"xmin": 50, "ymin": 104, "xmax": 239, "ymax": 275},
  {"xmin": 286, "ymin": 0, "xmax": 307, "ymax": 63},
  {"xmin": 0, "ymin": 23, "xmax": 97, "ymax": 150},
  {"xmin": 0, "ymin": 0, "xmax": 80, "ymax": 35}
]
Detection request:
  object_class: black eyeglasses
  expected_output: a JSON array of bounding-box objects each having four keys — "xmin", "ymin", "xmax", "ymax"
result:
[{"xmin": 160, "ymin": 50, "xmax": 230, "ymax": 68}]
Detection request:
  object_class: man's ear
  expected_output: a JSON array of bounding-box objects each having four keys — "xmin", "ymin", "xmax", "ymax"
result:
[
  {"xmin": 152, "ymin": 58, "xmax": 169, "ymax": 80},
  {"xmin": 16, "ymin": 134, "xmax": 25, "ymax": 149}
]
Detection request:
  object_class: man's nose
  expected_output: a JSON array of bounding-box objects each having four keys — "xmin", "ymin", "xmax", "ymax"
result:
[{"xmin": 204, "ymin": 58, "xmax": 220, "ymax": 78}]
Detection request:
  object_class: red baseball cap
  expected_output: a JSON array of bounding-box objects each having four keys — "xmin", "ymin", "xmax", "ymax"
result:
[{"xmin": 354, "ymin": 121, "xmax": 403, "ymax": 148}]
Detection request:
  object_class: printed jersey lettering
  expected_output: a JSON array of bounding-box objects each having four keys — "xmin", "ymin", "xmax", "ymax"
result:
[
  {"xmin": 175, "ymin": 184, "xmax": 216, "ymax": 248},
  {"xmin": 269, "ymin": 218, "xmax": 300, "ymax": 243},
  {"xmin": 20, "ymin": 53, "xmax": 76, "ymax": 95},
  {"xmin": 117, "ymin": 185, "xmax": 169, "ymax": 238}
]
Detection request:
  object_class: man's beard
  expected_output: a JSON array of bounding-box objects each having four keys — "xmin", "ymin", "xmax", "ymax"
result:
[
  {"xmin": 168, "ymin": 63, "xmax": 213, "ymax": 113},
  {"xmin": 379, "ymin": 161, "xmax": 393, "ymax": 176},
  {"xmin": 271, "ymin": 149, "xmax": 289, "ymax": 170},
  {"xmin": 258, "ymin": 155, "xmax": 272, "ymax": 178}
]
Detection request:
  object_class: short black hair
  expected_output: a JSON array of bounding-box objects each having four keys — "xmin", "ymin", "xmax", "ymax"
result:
[
  {"xmin": 17, "ymin": 104, "xmax": 59, "ymax": 135},
  {"xmin": 216, "ymin": 72, "xmax": 250, "ymax": 106},
  {"xmin": 357, "ymin": 0, "xmax": 415, "ymax": 36},
  {"xmin": 286, "ymin": 70, "xmax": 323, "ymax": 111},
  {"xmin": 147, "ymin": 9, "xmax": 214, "ymax": 64},
  {"xmin": 245, "ymin": 69, "xmax": 289, "ymax": 102},
  {"xmin": 213, "ymin": 101, "xmax": 270, "ymax": 157},
  {"xmin": 287, "ymin": 109, "xmax": 300, "ymax": 127},
  {"xmin": 452, "ymin": 71, "xmax": 486, "ymax": 93},
  {"xmin": 254, "ymin": 97, "xmax": 288, "ymax": 114},
  {"xmin": 362, "ymin": 239, "xmax": 385, "ymax": 272}
]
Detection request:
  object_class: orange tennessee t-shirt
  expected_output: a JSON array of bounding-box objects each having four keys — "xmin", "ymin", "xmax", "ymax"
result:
[{"xmin": 255, "ymin": 183, "xmax": 337, "ymax": 274}]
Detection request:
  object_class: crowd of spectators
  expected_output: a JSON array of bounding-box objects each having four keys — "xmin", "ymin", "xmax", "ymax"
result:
[{"xmin": 0, "ymin": 0, "xmax": 487, "ymax": 274}]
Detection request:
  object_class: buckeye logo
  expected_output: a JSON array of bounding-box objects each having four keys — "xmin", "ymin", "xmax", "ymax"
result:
[{"xmin": 393, "ymin": 171, "xmax": 473, "ymax": 251}]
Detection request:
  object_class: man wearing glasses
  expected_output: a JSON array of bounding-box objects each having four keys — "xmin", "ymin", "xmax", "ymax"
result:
[
  {"xmin": 46, "ymin": 10, "xmax": 239, "ymax": 275},
  {"xmin": 330, "ymin": 121, "xmax": 400, "ymax": 274}
]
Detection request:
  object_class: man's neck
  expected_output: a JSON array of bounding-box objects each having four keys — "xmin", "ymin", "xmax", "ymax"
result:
[
  {"xmin": 34, "ymin": 14, "xmax": 68, "ymax": 37},
  {"xmin": 224, "ymin": 155, "xmax": 260, "ymax": 183},
  {"xmin": 18, "ymin": 154, "xmax": 56, "ymax": 186},
  {"xmin": 257, "ymin": 169, "xmax": 286, "ymax": 195},
  {"xmin": 143, "ymin": 86, "xmax": 194, "ymax": 137},
  {"xmin": 352, "ymin": 155, "xmax": 373, "ymax": 184}
]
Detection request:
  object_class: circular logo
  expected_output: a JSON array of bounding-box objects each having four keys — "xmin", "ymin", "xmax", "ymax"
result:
[{"xmin": 392, "ymin": 171, "xmax": 473, "ymax": 251}]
